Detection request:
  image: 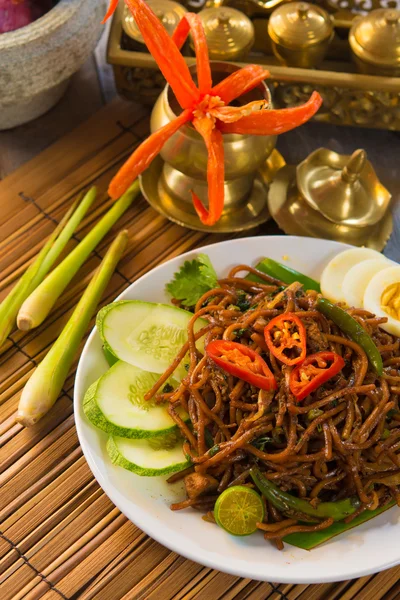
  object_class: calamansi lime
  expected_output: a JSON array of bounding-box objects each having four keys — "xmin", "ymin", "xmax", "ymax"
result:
[{"xmin": 214, "ymin": 485, "xmax": 264, "ymax": 536}]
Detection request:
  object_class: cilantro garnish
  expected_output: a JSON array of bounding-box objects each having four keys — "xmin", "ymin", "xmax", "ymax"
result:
[{"xmin": 165, "ymin": 254, "xmax": 218, "ymax": 307}]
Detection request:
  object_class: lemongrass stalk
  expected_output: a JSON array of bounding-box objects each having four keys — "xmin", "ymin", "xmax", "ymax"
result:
[
  {"xmin": 0, "ymin": 189, "xmax": 96, "ymax": 350},
  {"xmin": 17, "ymin": 229, "xmax": 129, "ymax": 427},
  {"xmin": 35, "ymin": 187, "xmax": 97, "ymax": 283},
  {"xmin": 18, "ymin": 181, "xmax": 139, "ymax": 331}
]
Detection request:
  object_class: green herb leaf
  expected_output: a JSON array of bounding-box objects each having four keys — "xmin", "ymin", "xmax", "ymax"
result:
[
  {"xmin": 307, "ymin": 408, "xmax": 324, "ymax": 421},
  {"xmin": 209, "ymin": 444, "xmax": 220, "ymax": 457},
  {"xmin": 252, "ymin": 435, "xmax": 274, "ymax": 452},
  {"xmin": 236, "ymin": 291, "xmax": 251, "ymax": 312},
  {"xmin": 235, "ymin": 328, "xmax": 248, "ymax": 338},
  {"xmin": 165, "ymin": 253, "xmax": 218, "ymax": 307}
]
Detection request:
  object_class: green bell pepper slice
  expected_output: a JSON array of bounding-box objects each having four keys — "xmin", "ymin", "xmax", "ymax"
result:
[
  {"xmin": 316, "ymin": 297, "xmax": 383, "ymax": 376},
  {"xmin": 251, "ymin": 467, "xmax": 360, "ymax": 522},
  {"xmin": 284, "ymin": 500, "xmax": 395, "ymax": 550}
]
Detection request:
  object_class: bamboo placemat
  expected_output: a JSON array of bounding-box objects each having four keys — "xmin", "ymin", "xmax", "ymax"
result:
[{"xmin": 1, "ymin": 96, "xmax": 400, "ymax": 600}]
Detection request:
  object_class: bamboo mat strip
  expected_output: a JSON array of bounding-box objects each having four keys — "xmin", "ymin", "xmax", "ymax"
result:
[{"xmin": 1, "ymin": 97, "xmax": 400, "ymax": 600}]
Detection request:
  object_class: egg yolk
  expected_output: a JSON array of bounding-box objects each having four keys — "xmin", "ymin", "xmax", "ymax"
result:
[{"xmin": 381, "ymin": 283, "xmax": 400, "ymax": 319}]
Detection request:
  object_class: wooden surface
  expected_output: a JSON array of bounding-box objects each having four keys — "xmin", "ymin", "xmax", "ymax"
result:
[{"xmin": 1, "ymin": 94, "xmax": 400, "ymax": 600}]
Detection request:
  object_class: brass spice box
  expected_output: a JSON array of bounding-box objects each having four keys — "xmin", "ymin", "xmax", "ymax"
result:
[{"xmin": 107, "ymin": 0, "xmax": 400, "ymax": 130}]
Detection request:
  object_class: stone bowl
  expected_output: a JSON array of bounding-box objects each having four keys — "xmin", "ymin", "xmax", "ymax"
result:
[{"xmin": 0, "ymin": 0, "xmax": 106, "ymax": 130}]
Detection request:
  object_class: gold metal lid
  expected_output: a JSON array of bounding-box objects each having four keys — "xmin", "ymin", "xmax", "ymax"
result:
[
  {"xmin": 268, "ymin": 2, "xmax": 334, "ymax": 49},
  {"xmin": 349, "ymin": 9, "xmax": 400, "ymax": 68},
  {"xmin": 296, "ymin": 148, "xmax": 391, "ymax": 228},
  {"xmin": 122, "ymin": 0, "xmax": 187, "ymax": 43},
  {"xmin": 197, "ymin": 7, "xmax": 255, "ymax": 60}
]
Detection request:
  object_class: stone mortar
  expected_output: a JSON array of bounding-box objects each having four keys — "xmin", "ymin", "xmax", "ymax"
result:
[{"xmin": 0, "ymin": 0, "xmax": 106, "ymax": 130}]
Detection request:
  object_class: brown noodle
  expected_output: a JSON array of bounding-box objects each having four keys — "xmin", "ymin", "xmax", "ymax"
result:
[{"xmin": 147, "ymin": 264, "xmax": 400, "ymax": 548}]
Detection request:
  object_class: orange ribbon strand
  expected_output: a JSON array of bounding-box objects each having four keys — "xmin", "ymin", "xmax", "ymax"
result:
[
  {"xmin": 171, "ymin": 13, "xmax": 212, "ymax": 94},
  {"xmin": 218, "ymin": 92, "xmax": 323, "ymax": 135},
  {"xmin": 124, "ymin": 0, "xmax": 199, "ymax": 109},
  {"xmin": 191, "ymin": 117, "xmax": 225, "ymax": 226},
  {"xmin": 108, "ymin": 109, "xmax": 192, "ymax": 199},
  {"xmin": 211, "ymin": 65, "xmax": 270, "ymax": 104}
]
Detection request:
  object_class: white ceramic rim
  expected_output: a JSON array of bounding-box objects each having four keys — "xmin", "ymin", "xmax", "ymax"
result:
[{"xmin": 74, "ymin": 235, "xmax": 400, "ymax": 584}]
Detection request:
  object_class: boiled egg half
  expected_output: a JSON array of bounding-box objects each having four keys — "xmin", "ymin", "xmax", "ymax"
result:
[
  {"xmin": 320, "ymin": 248, "xmax": 388, "ymax": 305},
  {"xmin": 364, "ymin": 266, "xmax": 400, "ymax": 336},
  {"xmin": 342, "ymin": 258, "xmax": 393, "ymax": 309}
]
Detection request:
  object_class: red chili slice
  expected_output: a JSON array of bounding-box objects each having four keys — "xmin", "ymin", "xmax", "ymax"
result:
[
  {"xmin": 264, "ymin": 313, "xmax": 306, "ymax": 366},
  {"xmin": 289, "ymin": 351, "xmax": 345, "ymax": 402},
  {"xmin": 206, "ymin": 340, "xmax": 277, "ymax": 391}
]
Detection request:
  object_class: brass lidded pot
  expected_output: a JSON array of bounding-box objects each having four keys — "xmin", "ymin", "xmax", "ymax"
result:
[
  {"xmin": 150, "ymin": 62, "xmax": 276, "ymax": 212},
  {"xmin": 196, "ymin": 7, "xmax": 255, "ymax": 61},
  {"xmin": 267, "ymin": 147, "xmax": 393, "ymax": 251},
  {"xmin": 349, "ymin": 9, "xmax": 400, "ymax": 76},
  {"xmin": 268, "ymin": 2, "xmax": 334, "ymax": 68},
  {"xmin": 122, "ymin": 0, "xmax": 187, "ymax": 44},
  {"xmin": 296, "ymin": 148, "xmax": 391, "ymax": 228}
]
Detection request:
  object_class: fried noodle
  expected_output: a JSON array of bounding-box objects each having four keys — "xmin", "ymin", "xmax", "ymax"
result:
[{"xmin": 148, "ymin": 264, "xmax": 400, "ymax": 548}]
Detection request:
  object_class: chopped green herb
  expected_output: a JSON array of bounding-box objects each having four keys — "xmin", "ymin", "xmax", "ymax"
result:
[
  {"xmin": 162, "ymin": 383, "xmax": 174, "ymax": 393},
  {"xmin": 317, "ymin": 423, "xmax": 323, "ymax": 433},
  {"xmin": 227, "ymin": 304, "xmax": 240, "ymax": 311},
  {"xmin": 307, "ymin": 408, "xmax": 324, "ymax": 421},
  {"xmin": 381, "ymin": 428, "xmax": 391, "ymax": 440},
  {"xmin": 209, "ymin": 444, "xmax": 220, "ymax": 457},
  {"xmin": 252, "ymin": 435, "xmax": 274, "ymax": 452},
  {"xmin": 331, "ymin": 399, "xmax": 338, "ymax": 408},
  {"xmin": 165, "ymin": 253, "xmax": 218, "ymax": 307},
  {"xmin": 184, "ymin": 363, "xmax": 190, "ymax": 372},
  {"xmin": 235, "ymin": 328, "xmax": 248, "ymax": 338},
  {"xmin": 237, "ymin": 298, "xmax": 251, "ymax": 311}
]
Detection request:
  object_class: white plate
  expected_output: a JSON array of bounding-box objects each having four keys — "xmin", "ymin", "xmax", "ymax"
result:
[{"xmin": 74, "ymin": 235, "xmax": 399, "ymax": 584}]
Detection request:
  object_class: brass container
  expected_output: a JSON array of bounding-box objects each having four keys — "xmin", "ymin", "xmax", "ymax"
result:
[
  {"xmin": 296, "ymin": 148, "xmax": 391, "ymax": 228},
  {"xmin": 150, "ymin": 62, "xmax": 277, "ymax": 211},
  {"xmin": 349, "ymin": 9, "xmax": 400, "ymax": 76},
  {"xmin": 268, "ymin": 146, "xmax": 393, "ymax": 251},
  {"xmin": 107, "ymin": 0, "xmax": 400, "ymax": 130},
  {"xmin": 196, "ymin": 7, "xmax": 255, "ymax": 61},
  {"xmin": 122, "ymin": 0, "xmax": 187, "ymax": 45},
  {"xmin": 203, "ymin": 0, "xmax": 292, "ymax": 18},
  {"xmin": 268, "ymin": 2, "xmax": 334, "ymax": 68}
]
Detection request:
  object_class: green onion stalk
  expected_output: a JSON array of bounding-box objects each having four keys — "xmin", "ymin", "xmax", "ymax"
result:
[
  {"xmin": 17, "ymin": 229, "xmax": 129, "ymax": 427},
  {"xmin": 0, "ymin": 188, "xmax": 97, "ymax": 351},
  {"xmin": 17, "ymin": 180, "xmax": 140, "ymax": 331}
]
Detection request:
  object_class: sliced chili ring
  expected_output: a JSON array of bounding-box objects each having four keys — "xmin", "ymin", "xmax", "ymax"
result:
[
  {"xmin": 289, "ymin": 351, "xmax": 345, "ymax": 402},
  {"xmin": 264, "ymin": 313, "xmax": 307, "ymax": 366},
  {"xmin": 206, "ymin": 340, "xmax": 277, "ymax": 391}
]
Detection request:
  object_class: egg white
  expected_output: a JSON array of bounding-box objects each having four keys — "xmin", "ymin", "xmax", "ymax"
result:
[
  {"xmin": 364, "ymin": 265, "xmax": 400, "ymax": 336},
  {"xmin": 320, "ymin": 247, "xmax": 386, "ymax": 304},
  {"xmin": 342, "ymin": 258, "xmax": 392, "ymax": 309}
]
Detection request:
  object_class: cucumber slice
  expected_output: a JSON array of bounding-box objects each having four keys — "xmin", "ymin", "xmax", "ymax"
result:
[
  {"xmin": 103, "ymin": 345, "xmax": 118, "ymax": 367},
  {"xmin": 83, "ymin": 361, "xmax": 187, "ymax": 438},
  {"xmin": 97, "ymin": 300, "xmax": 207, "ymax": 379},
  {"xmin": 107, "ymin": 433, "xmax": 191, "ymax": 476}
]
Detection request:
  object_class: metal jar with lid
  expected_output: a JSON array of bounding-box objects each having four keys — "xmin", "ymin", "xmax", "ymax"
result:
[
  {"xmin": 196, "ymin": 7, "xmax": 255, "ymax": 61},
  {"xmin": 268, "ymin": 2, "xmax": 334, "ymax": 68},
  {"xmin": 349, "ymin": 9, "xmax": 400, "ymax": 77},
  {"xmin": 122, "ymin": 0, "xmax": 187, "ymax": 47}
]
